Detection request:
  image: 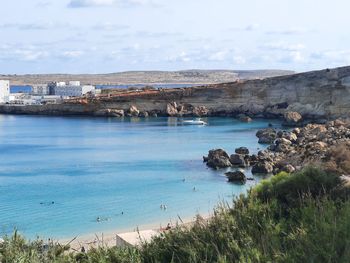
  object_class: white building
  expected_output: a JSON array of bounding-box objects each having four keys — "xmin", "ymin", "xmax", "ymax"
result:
[
  {"xmin": 48, "ymin": 81, "xmax": 95, "ymax": 97},
  {"xmin": 53, "ymin": 84, "xmax": 95, "ymax": 97},
  {"xmin": 68, "ymin": 81, "xmax": 80, "ymax": 86},
  {"xmin": 32, "ymin": 84, "xmax": 49, "ymax": 95},
  {"xmin": 0, "ymin": 80, "xmax": 10, "ymax": 103}
]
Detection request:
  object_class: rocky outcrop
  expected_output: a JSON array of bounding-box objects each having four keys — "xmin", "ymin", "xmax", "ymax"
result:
[
  {"xmin": 229, "ymin": 154, "xmax": 248, "ymax": 167},
  {"xmin": 128, "ymin": 105, "xmax": 140, "ymax": 117},
  {"xmin": 251, "ymin": 161, "xmax": 274, "ymax": 174},
  {"xmin": 204, "ymin": 149, "xmax": 232, "ymax": 169},
  {"xmin": 235, "ymin": 147, "xmax": 249, "ymax": 155},
  {"xmin": 283, "ymin": 111, "xmax": 303, "ymax": 126},
  {"xmin": 139, "ymin": 111, "xmax": 149, "ymax": 117},
  {"xmin": 193, "ymin": 106, "xmax": 209, "ymax": 117},
  {"xmin": 3, "ymin": 66, "xmax": 350, "ymax": 119},
  {"xmin": 166, "ymin": 102, "xmax": 178, "ymax": 116},
  {"xmin": 225, "ymin": 170, "xmax": 246, "ymax": 184},
  {"xmin": 94, "ymin": 109, "xmax": 124, "ymax": 117},
  {"xmin": 256, "ymin": 128, "xmax": 277, "ymax": 144}
]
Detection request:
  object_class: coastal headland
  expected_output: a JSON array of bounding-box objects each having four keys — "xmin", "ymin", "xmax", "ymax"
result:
[{"xmin": 1, "ymin": 66, "xmax": 350, "ymax": 120}]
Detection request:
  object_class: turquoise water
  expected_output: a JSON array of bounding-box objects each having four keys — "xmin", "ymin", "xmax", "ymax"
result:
[{"xmin": 0, "ymin": 115, "xmax": 280, "ymax": 239}]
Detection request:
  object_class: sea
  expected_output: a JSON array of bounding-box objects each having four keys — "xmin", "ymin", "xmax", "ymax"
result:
[{"xmin": 0, "ymin": 115, "xmax": 280, "ymax": 239}]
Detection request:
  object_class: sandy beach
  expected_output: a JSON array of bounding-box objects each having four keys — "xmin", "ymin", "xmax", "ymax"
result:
[{"xmin": 58, "ymin": 214, "xmax": 210, "ymax": 252}]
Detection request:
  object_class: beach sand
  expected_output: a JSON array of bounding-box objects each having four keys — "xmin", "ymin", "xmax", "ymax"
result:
[{"xmin": 58, "ymin": 214, "xmax": 210, "ymax": 252}]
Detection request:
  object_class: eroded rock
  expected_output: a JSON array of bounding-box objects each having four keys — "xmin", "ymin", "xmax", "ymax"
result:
[
  {"xmin": 252, "ymin": 161, "xmax": 273, "ymax": 174},
  {"xmin": 283, "ymin": 111, "xmax": 302, "ymax": 126},
  {"xmin": 205, "ymin": 149, "xmax": 232, "ymax": 169},
  {"xmin": 225, "ymin": 170, "xmax": 246, "ymax": 183},
  {"xmin": 235, "ymin": 147, "xmax": 249, "ymax": 155}
]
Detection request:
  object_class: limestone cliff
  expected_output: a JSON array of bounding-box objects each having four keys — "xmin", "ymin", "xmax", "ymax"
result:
[{"xmin": 1, "ymin": 66, "xmax": 350, "ymax": 119}]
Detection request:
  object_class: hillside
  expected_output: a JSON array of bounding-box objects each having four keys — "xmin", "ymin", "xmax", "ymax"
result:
[{"xmin": 0, "ymin": 69, "xmax": 294, "ymax": 86}]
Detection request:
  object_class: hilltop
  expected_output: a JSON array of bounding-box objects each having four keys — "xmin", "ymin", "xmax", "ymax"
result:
[{"xmin": 0, "ymin": 69, "xmax": 294, "ymax": 86}]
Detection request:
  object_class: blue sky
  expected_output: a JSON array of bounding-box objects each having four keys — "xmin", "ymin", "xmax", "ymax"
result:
[{"xmin": 0, "ymin": 0, "xmax": 349, "ymax": 74}]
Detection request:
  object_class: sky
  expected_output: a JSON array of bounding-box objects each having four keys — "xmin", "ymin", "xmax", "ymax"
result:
[{"xmin": 0, "ymin": 0, "xmax": 350, "ymax": 74}]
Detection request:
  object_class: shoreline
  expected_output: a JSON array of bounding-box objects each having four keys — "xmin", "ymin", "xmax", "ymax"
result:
[{"xmin": 58, "ymin": 213, "xmax": 211, "ymax": 251}]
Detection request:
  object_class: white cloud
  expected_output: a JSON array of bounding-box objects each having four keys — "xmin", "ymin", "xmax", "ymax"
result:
[
  {"xmin": 262, "ymin": 42, "xmax": 305, "ymax": 52},
  {"xmin": 68, "ymin": 0, "xmax": 115, "ymax": 7},
  {"xmin": 209, "ymin": 50, "xmax": 229, "ymax": 61},
  {"xmin": 68, "ymin": 0, "xmax": 160, "ymax": 8},
  {"xmin": 14, "ymin": 50, "xmax": 49, "ymax": 61},
  {"xmin": 167, "ymin": 51, "xmax": 191, "ymax": 62},
  {"xmin": 233, "ymin": 55, "xmax": 246, "ymax": 64},
  {"xmin": 266, "ymin": 27, "xmax": 311, "ymax": 35},
  {"xmin": 310, "ymin": 49, "xmax": 350, "ymax": 64},
  {"xmin": 61, "ymin": 51, "xmax": 84, "ymax": 58},
  {"xmin": 92, "ymin": 22, "xmax": 129, "ymax": 31},
  {"xmin": 245, "ymin": 24, "xmax": 260, "ymax": 31},
  {"xmin": 0, "ymin": 22, "xmax": 73, "ymax": 31}
]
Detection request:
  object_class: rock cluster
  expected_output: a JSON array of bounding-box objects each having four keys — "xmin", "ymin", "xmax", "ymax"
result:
[
  {"xmin": 204, "ymin": 119, "xmax": 350, "ymax": 182},
  {"xmin": 203, "ymin": 147, "xmax": 251, "ymax": 170},
  {"xmin": 254, "ymin": 119, "xmax": 350, "ymax": 174},
  {"xmin": 166, "ymin": 102, "xmax": 209, "ymax": 117}
]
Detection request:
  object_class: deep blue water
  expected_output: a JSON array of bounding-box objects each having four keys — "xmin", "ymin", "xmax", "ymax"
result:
[{"xmin": 0, "ymin": 115, "xmax": 280, "ymax": 239}]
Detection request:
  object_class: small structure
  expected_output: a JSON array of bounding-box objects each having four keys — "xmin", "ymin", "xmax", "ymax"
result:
[
  {"xmin": 115, "ymin": 230, "xmax": 159, "ymax": 248},
  {"xmin": 0, "ymin": 80, "xmax": 10, "ymax": 103}
]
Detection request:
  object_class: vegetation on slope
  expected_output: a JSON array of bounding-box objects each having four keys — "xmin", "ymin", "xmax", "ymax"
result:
[{"xmin": 0, "ymin": 167, "xmax": 349, "ymax": 263}]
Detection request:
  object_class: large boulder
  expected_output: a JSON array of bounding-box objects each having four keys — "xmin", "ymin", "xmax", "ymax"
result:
[
  {"xmin": 283, "ymin": 111, "xmax": 302, "ymax": 126},
  {"xmin": 193, "ymin": 106, "xmax": 209, "ymax": 117},
  {"xmin": 139, "ymin": 111, "xmax": 149, "ymax": 117},
  {"xmin": 166, "ymin": 102, "xmax": 178, "ymax": 116},
  {"xmin": 256, "ymin": 128, "xmax": 277, "ymax": 144},
  {"xmin": 225, "ymin": 170, "xmax": 246, "ymax": 184},
  {"xmin": 94, "ymin": 109, "xmax": 124, "ymax": 117},
  {"xmin": 229, "ymin": 154, "xmax": 248, "ymax": 167},
  {"xmin": 251, "ymin": 161, "xmax": 274, "ymax": 174},
  {"xmin": 205, "ymin": 149, "xmax": 232, "ymax": 169},
  {"xmin": 275, "ymin": 138, "xmax": 292, "ymax": 146},
  {"xmin": 235, "ymin": 147, "xmax": 249, "ymax": 155},
  {"xmin": 128, "ymin": 105, "xmax": 140, "ymax": 117}
]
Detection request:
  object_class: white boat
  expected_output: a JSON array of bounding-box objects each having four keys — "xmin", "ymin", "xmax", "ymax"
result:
[{"xmin": 182, "ymin": 118, "xmax": 207, "ymax": 125}]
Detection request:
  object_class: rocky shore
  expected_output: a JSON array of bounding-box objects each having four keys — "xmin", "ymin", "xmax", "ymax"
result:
[
  {"xmin": 204, "ymin": 116, "xmax": 350, "ymax": 183},
  {"xmin": 2, "ymin": 66, "xmax": 350, "ymax": 120}
]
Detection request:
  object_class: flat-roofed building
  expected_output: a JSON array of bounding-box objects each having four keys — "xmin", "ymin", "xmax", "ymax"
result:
[
  {"xmin": 53, "ymin": 84, "xmax": 95, "ymax": 97},
  {"xmin": 47, "ymin": 81, "xmax": 95, "ymax": 97},
  {"xmin": 32, "ymin": 84, "xmax": 49, "ymax": 95}
]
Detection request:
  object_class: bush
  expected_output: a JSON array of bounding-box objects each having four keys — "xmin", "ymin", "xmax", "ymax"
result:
[{"xmin": 253, "ymin": 167, "xmax": 343, "ymax": 207}]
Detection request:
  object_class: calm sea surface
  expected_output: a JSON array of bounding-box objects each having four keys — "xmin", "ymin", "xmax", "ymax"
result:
[{"xmin": 0, "ymin": 115, "xmax": 280, "ymax": 239}]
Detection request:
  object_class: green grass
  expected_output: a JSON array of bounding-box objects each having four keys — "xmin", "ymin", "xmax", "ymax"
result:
[{"xmin": 1, "ymin": 167, "xmax": 349, "ymax": 262}]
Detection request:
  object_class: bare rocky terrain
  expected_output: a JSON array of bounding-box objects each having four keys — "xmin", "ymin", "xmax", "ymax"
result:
[{"xmin": 1, "ymin": 69, "xmax": 294, "ymax": 86}]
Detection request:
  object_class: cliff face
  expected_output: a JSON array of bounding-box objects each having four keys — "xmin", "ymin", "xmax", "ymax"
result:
[{"xmin": 1, "ymin": 66, "xmax": 350, "ymax": 119}]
